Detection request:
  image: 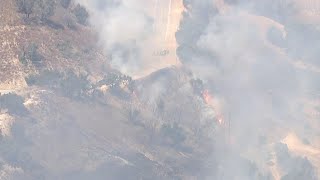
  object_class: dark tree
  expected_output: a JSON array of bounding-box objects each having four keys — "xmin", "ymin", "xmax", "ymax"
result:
[
  {"xmin": 73, "ymin": 4, "xmax": 89, "ymax": 25},
  {"xmin": 36, "ymin": 0, "xmax": 56, "ymax": 21},
  {"xmin": 15, "ymin": 0, "xmax": 34, "ymax": 18},
  {"xmin": 60, "ymin": 71, "xmax": 90, "ymax": 100},
  {"xmin": 60, "ymin": 0, "xmax": 71, "ymax": 9},
  {"xmin": 15, "ymin": 0, "xmax": 56, "ymax": 21},
  {"xmin": 63, "ymin": 16, "xmax": 77, "ymax": 30},
  {"xmin": 19, "ymin": 43, "xmax": 43, "ymax": 66}
]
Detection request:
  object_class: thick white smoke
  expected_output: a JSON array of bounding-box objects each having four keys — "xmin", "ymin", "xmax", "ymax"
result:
[
  {"xmin": 77, "ymin": 0, "xmax": 154, "ymax": 75},
  {"xmin": 71, "ymin": 0, "xmax": 320, "ymax": 179},
  {"xmin": 177, "ymin": 0, "xmax": 320, "ymax": 179}
]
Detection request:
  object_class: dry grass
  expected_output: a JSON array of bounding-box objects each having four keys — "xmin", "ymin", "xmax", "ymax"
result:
[{"xmin": 0, "ymin": 0, "xmax": 108, "ymax": 89}]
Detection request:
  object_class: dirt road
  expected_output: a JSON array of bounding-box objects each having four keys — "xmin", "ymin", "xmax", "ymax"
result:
[{"xmin": 131, "ymin": 0, "xmax": 183, "ymax": 79}]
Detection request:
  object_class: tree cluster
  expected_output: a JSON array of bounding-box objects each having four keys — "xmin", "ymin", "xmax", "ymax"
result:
[
  {"xmin": 26, "ymin": 70, "xmax": 91, "ymax": 101},
  {"xmin": 15, "ymin": 0, "xmax": 56, "ymax": 22},
  {"xmin": 73, "ymin": 4, "xmax": 89, "ymax": 25},
  {"xmin": 60, "ymin": 0, "xmax": 71, "ymax": 9},
  {"xmin": 19, "ymin": 43, "xmax": 43, "ymax": 66},
  {"xmin": 15, "ymin": 0, "xmax": 90, "ymax": 27}
]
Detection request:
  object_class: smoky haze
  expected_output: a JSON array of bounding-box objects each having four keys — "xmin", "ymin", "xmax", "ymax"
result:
[
  {"xmin": 176, "ymin": 0, "xmax": 320, "ymax": 179},
  {"xmin": 80, "ymin": 0, "xmax": 320, "ymax": 179},
  {"xmin": 77, "ymin": 0, "xmax": 182, "ymax": 78},
  {"xmin": 1, "ymin": 0, "xmax": 320, "ymax": 179}
]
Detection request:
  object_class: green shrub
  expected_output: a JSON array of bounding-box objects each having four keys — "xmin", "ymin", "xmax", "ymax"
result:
[
  {"xmin": 15, "ymin": 0, "xmax": 56, "ymax": 22},
  {"xmin": 26, "ymin": 70, "xmax": 91, "ymax": 100},
  {"xmin": 60, "ymin": 71, "xmax": 90, "ymax": 99},
  {"xmin": 57, "ymin": 41, "xmax": 73, "ymax": 58},
  {"xmin": 19, "ymin": 43, "xmax": 43, "ymax": 66},
  {"xmin": 26, "ymin": 70, "xmax": 62, "ymax": 87},
  {"xmin": 18, "ymin": 51, "xmax": 28, "ymax": 65},
  {"xmin": 73, "ymin": 4, "xmax": 89, "ymax": 25},
  {"xmin": 64, "ymin": 16, "xmax": 77, "ymax": 30},
  {"xmin": 60, "ymin": 0, "xmax": 71, "ymax": 9},
  {"xmin": 15, "ymin": 0, "xmax": 34, "ymax": 18},
  {"xmin": 36, "ymin": 0, "xmax": 55, "ymax": 21}
]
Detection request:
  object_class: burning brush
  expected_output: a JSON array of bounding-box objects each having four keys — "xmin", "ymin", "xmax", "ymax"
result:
[{"xmin": 202, "ymin": 89, "xmax": 225, "ymax": 126}]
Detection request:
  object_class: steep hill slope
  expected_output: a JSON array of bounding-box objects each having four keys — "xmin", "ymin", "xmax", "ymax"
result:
[
  {"xmin": 0, "ymin": 1, "xmax": 218, "ymax": 179},
  {"xmin": 1, "ymin": 0, "xmax": 320, "ymax": 179}
]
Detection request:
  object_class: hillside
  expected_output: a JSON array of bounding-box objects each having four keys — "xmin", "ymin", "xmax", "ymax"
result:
[
  {"xmin": 0, "ymin": 0, "xmax": 218, "ymax": 179},
  {"xmin": 1, "ymin": 0, "xmax": 320, "ymax": 179}
]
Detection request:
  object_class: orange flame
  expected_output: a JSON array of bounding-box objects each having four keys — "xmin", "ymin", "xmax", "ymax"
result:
[
  {"xmin": 202, "ymin": 89, "xmax": 224, "ymax": 125},
  {"xmin": 217, "ymin": 114, "xmax": 224, "ymax": 125},
  {"xmin": 202, "ymin": 89, "xmax": 212, "ymax": 104}
]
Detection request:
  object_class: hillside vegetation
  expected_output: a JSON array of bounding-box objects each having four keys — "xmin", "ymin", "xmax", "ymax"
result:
[{"xmin": 0, "ymin": 0, "xmax": 319, "ymax": 179}]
